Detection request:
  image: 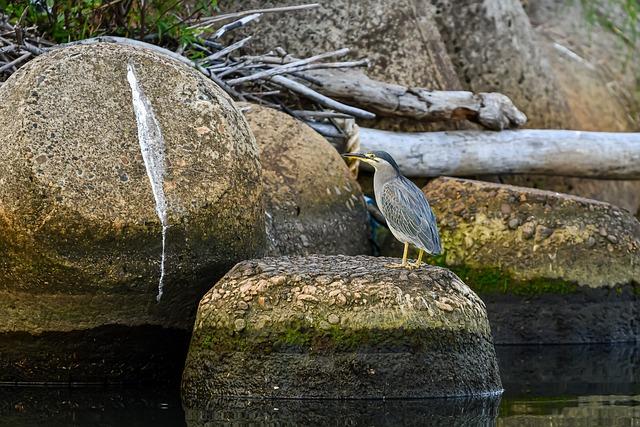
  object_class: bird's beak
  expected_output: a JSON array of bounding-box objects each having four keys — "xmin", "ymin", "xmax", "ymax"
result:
[{"xmin": 342, "ymin": 153, "xmax": 367, "ymax": 160}]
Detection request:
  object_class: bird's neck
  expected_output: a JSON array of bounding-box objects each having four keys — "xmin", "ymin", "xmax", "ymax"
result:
[{"xmin": 373, "ymin": 164, "xmax": 400, "ymax": 198}]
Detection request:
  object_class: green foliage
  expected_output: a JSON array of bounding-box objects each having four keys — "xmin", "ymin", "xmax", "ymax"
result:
[
  {"xmin": 0, "ymin": 0, "xmax": 218, "ymax": 56},
  {"xmin": 580, "ymin": 0, "xmax": 640, "ymax": 47}
]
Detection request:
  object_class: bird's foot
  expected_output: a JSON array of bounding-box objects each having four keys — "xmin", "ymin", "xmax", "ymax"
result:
[{"xmin": 384, "ymin": 262, "xmax": 408, "ymax": 269}]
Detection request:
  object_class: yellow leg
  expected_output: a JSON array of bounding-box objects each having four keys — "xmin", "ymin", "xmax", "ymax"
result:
[
  {"xmin": 409, "ymin": 249, "xmax": 424, "ymax": 269},
  {"xmin": 385, "ymin": 242, "xmax": 410, "ymax": 268},
  {"xmin": 402, "ymin": 242, "xmax": 409, "ymax": 265}
]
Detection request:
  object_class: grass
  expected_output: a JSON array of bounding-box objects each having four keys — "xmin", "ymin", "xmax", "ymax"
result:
[{"xmin": 0, "ymin": 0, "xmax": 219, "ymax": 59}]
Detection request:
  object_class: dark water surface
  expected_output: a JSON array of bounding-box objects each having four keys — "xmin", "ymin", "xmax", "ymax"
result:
[{"xmin": 0, "ymin": 344, "xmax": 637, "ymax": 426}]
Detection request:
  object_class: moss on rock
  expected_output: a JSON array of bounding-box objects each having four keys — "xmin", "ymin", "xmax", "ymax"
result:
[
  {"xmin": 422, "ymin": 177, "xmax": 640, "ymax": 343},
  {"xmin": 424, "ymin": 177, "xmax": 640, "ymax": 289}
]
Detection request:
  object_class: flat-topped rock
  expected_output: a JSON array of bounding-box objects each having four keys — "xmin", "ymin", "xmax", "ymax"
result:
[
  {"xmin": 181, "ymin": 255, "xmax": 502, "ymax": 405},
  {"xmin": 424, "ymin": 177, "xmax": 640, "ymax": 343}
]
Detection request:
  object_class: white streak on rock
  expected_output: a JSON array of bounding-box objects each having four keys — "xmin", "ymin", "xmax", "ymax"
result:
[{"xmin": 126, "ymin": 61, "xmax": 168, "ymax": 302}]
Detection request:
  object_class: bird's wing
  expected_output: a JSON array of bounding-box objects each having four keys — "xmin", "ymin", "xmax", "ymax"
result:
[{"xmin": 380, "ymin": 177, "xmax": 442, "ymax": 254}]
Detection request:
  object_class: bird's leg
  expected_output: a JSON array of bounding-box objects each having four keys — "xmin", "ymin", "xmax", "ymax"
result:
[
  {"xmin": 385, "ymin": 242, "xmax": 409, "ymax": 268},
  {"xmin": 409, "ymin": 249, "xmax": 424, "ymax": 269}
]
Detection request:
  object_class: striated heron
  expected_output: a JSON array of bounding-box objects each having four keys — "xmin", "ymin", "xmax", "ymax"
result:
[{"xmin": 343, "ymin": 151, "xmax": 442, "ymax": 269}]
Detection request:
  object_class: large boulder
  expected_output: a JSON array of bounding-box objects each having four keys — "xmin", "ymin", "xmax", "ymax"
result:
[
  {"xmin": 181, "ymin": 255, "xmax": 502, "ymax": 404},
  {"xmin": 424, "ymin": 177, "xmax": 640, "ymax": 344},
  {"xmin": 501, "ymin": 0, "xmax": 640, "ymax": 217},
  {"xmin": 240, "ymin": 103, "xmax": 371, "ymax": 256},
  {"xmin": 0, "ymin": 43, "xmax": 265, "ymax": 382},
  {"xmin": 220, "ymin": 0, "xmax": 460, "ymax": 90},
  {"xmin": 525, "ymin": 0, "xmax": 639, "ymax": 132},
  {"xmin": 429, "ymin": 0, "xmax": 571, "ymax": 128}
]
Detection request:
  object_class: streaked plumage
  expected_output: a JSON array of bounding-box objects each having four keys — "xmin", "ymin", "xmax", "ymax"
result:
[
  {"xmin": 379, "ymin": 175, "xmax": 442, "ymax": 255},
  {"xmin": 343, "ymin": 150, "xmax": 442, "ymax": 268}
]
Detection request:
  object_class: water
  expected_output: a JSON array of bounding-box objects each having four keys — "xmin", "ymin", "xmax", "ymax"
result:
[
  {"xmin": 126, "ymin": 62, "xmax": 169, "ymax": 302},
  {"xmin": 0, "ymin": 344, "xmax": 637, "ymax": 426}
]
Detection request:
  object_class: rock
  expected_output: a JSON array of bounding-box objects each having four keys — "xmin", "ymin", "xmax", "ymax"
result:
[
  {"xmin": 327, "ymin": 314, "xmax": 340, "ymax": 324},
  {"xmin": 220, "ymin": 0, "xmax": 460, "ymax": 91},
  {"xmin": 241, "ymin": 103, "xmax": 371, "ymax": 256},
  {"xmin": 525, "ymin": 0, "xmax": 639, "ymax": 132},
  {"xmin": 219, "ymin": 0, "xmax": 463, "ymax": 131},
  {"xmin": 493, "ymin": 1, "xmax": 640, "ymax": 215},
  {"xmin": 507, "ymin": 218, "xmax": 520, "ymax": 230},
  {"xmin": 0, "ymin": 43, "xmax": 265, "ymax": 382},
  {"xmin": 430, "ymin": 0, "xmax": 571, "ymax": 128},
  {"xmin": 424, "ymin": 177, "xmax": 640, "ymax": 344},
  {"xmin": 181, "ymin": 255, "xmax": 502, "ymax": 404}
]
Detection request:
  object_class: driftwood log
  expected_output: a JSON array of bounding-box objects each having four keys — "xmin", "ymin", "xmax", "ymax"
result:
[
  {"xmin": 312, "ymin": 124, "xmax": 640, "ymax": 179},
  {"xmin": 305, "ymin": 69, "xmax": 527, "ymax": 130}
]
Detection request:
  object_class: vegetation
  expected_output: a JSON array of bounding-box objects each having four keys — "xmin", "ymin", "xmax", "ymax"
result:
[
  {"xmin": 0, "ymin": 0, "xmax": 218, "ymax": 57},
  {"xmin": 581, "ymin": 0, "xmax": 640, "ymax": 47},
  {"xmin": 430, "ymin": 254, "xmax": 581, "ymax": 296}
]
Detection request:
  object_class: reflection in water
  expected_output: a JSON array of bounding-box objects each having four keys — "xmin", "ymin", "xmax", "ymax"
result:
[
  {"xmin": 0, "ymin": 386, "xmax": 186, "ymax": 427},
  {"xmin": 499, "ymin": 395, "xmax": 640, "ymax": 427},
  {"xmin": 496, "ymin": 343, "xmax": 640, "ymax": 427},
  {"xmin": 184, "ymin": 395, "xmax": 501, "ymax": 426},
  {"xmin": 497, "ymin": 343, "xmax": 640, "ymax": 397},
  {"xmin": 0, "ymin": 343, "xmax": 637, "ymax": 426}
]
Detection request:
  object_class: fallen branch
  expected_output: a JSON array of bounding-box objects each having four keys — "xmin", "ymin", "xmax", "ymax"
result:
[
  {"xmin": 1, "ymin": 7, "xmax": 377, "ymax": 123},
  {"xmin": 226, "ymin": 47, "xmax": 352, "ymax": 85},
  {"xmin": 313, "ymin": 124, "xmax": 640, "ymax": 179},
  {"xmin": 304, "ymin": 69, "xmax": 527, "ymax": 130}
]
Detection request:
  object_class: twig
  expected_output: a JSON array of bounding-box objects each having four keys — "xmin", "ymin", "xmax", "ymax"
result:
[
  {"xmin": 227, "ymin": 48, "xmax": 350, "ymax": 85},
  {"xmin": 269, "ymin": 75, "xmax": 375, "ymax": 119},
  {"xmin": 211, "ymin": 13, "xmax": 262, "ymax": 39},
  {"xmin": 189, "ymin": 4, "xmax": 320, "ymax": 28},
  {"xmin": 197, "ymin": 36, "xmax": 251, "ymax": 64},
  {"xmin": 0, "ymin": 51, "xmax": 30, "ymax": 73},
  {"xmin": 291, "ymin": 110, "xmax": 354, "ymax": 119}
]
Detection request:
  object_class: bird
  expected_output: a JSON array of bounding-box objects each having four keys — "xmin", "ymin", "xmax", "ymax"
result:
[{"xmin": 342, "ymin": 151, "xmax": 442, "ymax": 269}]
